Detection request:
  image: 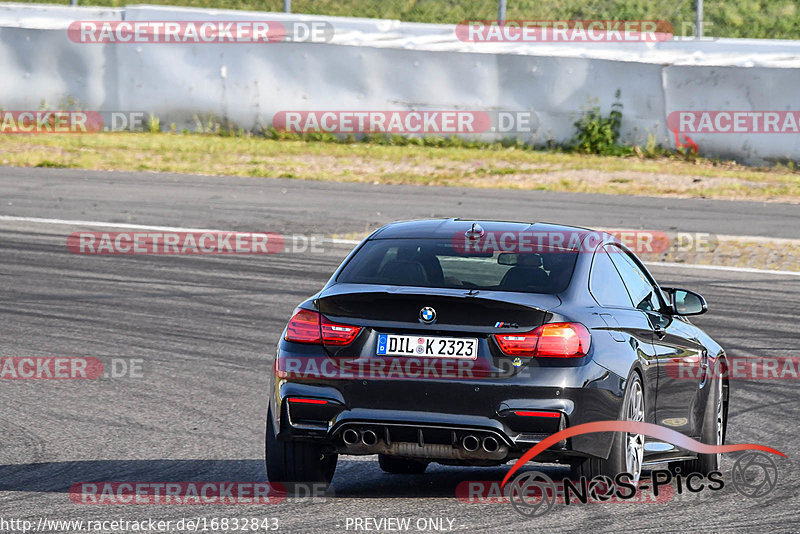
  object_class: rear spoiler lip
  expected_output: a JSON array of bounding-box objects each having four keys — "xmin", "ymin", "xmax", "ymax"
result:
[
  {"xmin": 316, "ymin": 285, "xmax": 561, "ymax": 333},
  {"xmin": 319, "ymin": 283, "xmax": 562, "ymax": 306}
]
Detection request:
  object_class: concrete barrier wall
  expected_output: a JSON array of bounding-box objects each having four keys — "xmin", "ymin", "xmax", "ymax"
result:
[
  {"xmin": 663, "ymin": 65, "xmax": 800, "ymax": 163},
  {"xmin": 1, "ymin": 3, "xmax": 798, "ymax": 163}
]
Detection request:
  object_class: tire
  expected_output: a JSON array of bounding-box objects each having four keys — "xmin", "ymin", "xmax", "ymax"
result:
[
  {"xmin": 571, "ymin": 372, "xmax": 645, "ymax": 484},
  {"xmin": 378, "ymin": 455, "xmax": 428, "ymax": 474},
  {"xmin": 680, "ymin": 373, "xmax": 724, "ymax": 475},
  {"xmin": 265, "ymin": 408, "xmax": 338, "ymax": 490}
]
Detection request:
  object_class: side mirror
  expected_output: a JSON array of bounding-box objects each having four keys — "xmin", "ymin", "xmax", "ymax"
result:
[{"xmin": 663, "ymin": 287, "xmax": 708, "ymax": 316}]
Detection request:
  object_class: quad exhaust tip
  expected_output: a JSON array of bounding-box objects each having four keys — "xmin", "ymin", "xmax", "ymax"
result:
[
  {"xmin": 342, "ymin": 427, "xmax": 503, "ymax": 455},
  {"xmin": 342, "ymin": 428, "xmax": 360, "ymax": 446},
  {"xmin": 462, "ymin": 435, "xmax": 480, "ymax": 452},
  {"xmin": 482, "ymin": 436, "xmax": 499, "ymax": 453},
  {"xmin": 362, "ymin": 429, "xmax": 378, "ymax": 446}
]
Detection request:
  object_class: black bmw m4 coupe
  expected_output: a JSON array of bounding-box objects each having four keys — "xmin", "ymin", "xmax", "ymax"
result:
[{"xmin": 266, "ymin": 219, "xmax": 728, "ymax": 487}]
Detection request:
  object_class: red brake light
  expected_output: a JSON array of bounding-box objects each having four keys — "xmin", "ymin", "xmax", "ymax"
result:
[
  {"xmin": 285, "ymin": 308, "xmax": 322, "ymax": 344},
  {"xmin": 284, "ymin": 308, "xmax": 362, "ymax": 346},
  {"xmin": 514, "ymin": 410, "xmax": 561, "ymax": 418},
  {"xmin": 493, "ymin": 322, "xmax": 591, "ymax": 358},
  {"xmin": 288, "ymin": 398, "xmax": 328, "ymax": 405}
]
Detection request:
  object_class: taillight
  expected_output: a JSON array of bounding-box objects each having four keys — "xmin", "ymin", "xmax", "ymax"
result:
[
  {"xmin": 493, "ymin": 322, "xmax": 591, "ymax": 358},
  {"xmin": 535, "ymin": 323, "xmax": 591, "ymax": 357},
  {"xmin": 285, "ymin": 308, "xmax": 322, "ymax": 344},
  {"xmin": 493, "ymin": 331, "xmax": 539, "ymax": 356},
  {"xmin": 284, "ymin": 308, "xmax": 362, "ymax": 346},
  {"xmin": 320, "ymin": 316, "xmax": 362, "ymax": 345}
]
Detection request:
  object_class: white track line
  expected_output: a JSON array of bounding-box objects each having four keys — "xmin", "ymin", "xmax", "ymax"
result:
[
  {"xmin": 0, "ymin": 214, "xmax": 798, "ymax": 276},
  {"xmin": 0, "ymin": 215, "xmax": 361, "ymax": 244},
  {"xmin": 0, "ymin": 215, "xmax": 223, "ymax": 233},
  {"xmin": 645, "ymin": 261, "xmax": 800, "ymax": 277}
]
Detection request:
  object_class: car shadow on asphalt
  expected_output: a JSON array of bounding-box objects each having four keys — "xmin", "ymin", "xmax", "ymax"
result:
[
  {"xmin": 0, "ymin": 459, "xmax": 573, "ymax": 498},
  {"xmin": 0, "ymin": 459, "xmax": 266, "ymax": 494},
  {"xmin": 330, "ymin": 460, "xmax": 573, "ymax": 498}
]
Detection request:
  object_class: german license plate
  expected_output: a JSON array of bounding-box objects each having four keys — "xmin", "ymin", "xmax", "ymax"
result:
[{"xmin": 376, "ymin": 334, "xmax": 478, "ymax": 359}]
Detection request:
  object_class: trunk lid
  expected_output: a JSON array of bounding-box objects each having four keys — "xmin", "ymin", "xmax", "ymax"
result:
[
  {"xmin": 318, "ymin": 283, "xmax": 557, "ymax": 331},
  {"xmin": 316, "ymin": 283, "xmax": 560, "ymax": 378}
]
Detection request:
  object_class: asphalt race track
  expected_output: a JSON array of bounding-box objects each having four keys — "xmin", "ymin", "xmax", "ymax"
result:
[
  {"xmin": 1, "ymin": 167, "xmax": 798, "ymax": 239},
  {"xmin": 0, "ymin": 166, "xmax": 798, "ymax": 533}
]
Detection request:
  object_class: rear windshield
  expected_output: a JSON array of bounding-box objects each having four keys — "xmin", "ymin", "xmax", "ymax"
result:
[{"xmin": 336, "ymin": 238, "xmax": 577, "ymax": 294}]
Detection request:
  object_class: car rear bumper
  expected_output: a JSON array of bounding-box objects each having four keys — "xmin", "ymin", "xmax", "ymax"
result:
[{"xmin": 270, "ymin": 348, "xmax": 627, "ymax": 462}]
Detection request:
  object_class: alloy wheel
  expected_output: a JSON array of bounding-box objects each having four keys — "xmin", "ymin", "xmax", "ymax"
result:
[
  {"xmin": 625, "ymin": 378, "xmax": 645, "ymax": 484},
  {"xmin": 714, "ymin": 378, "xmax": 724, "ymax": 465}
]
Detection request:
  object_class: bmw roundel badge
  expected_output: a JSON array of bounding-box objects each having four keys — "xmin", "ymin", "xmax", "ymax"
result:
[{"xmin": 419, "ymin": 307, "xmax": 437, "ymax": 324}]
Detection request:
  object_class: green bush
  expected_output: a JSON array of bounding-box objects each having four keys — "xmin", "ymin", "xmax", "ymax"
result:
[{"xmin": 570, "ymin": 91, "xmax": 632, "ymax": 156}]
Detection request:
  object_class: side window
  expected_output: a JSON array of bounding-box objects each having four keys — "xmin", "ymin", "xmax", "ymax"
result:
[
  {"xmin": 589, "ymin": 247, "xmax": 634, "ymax": 308},
  {"xmin": 606, "ymin": 245, "xmax": 664, "ymax": 313}
]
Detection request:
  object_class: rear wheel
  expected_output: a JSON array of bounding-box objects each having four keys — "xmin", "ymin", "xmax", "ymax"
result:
[
  {"xmin": 265, "ymin": 408, "xmax": 338, "ymax": 490},
  {"xmin": 571, "ymin": 372, "xmax": 644, "ymax": 483},
  {"xmin": 378, "ymin": 455, "xmax": 428, "ymax": 474}
]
